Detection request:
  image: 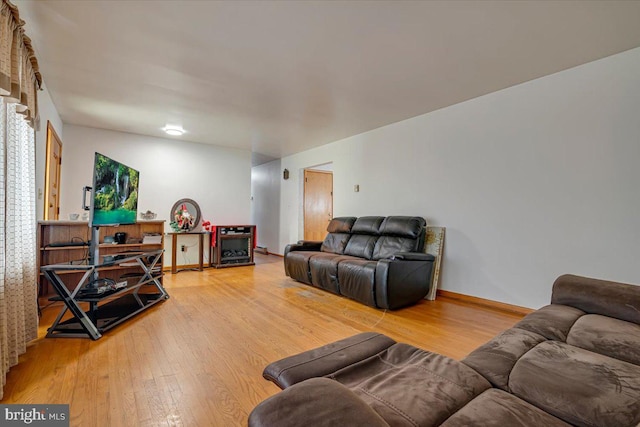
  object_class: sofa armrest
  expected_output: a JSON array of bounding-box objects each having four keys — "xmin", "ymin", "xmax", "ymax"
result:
[
  {"xmin": 375, "ymin": 256, "xmax": 435, "ymax": 309},
  {"xmin": 284, "ymin": 241, "xmax": 322, "ymax": 255},
  {"xmin": 297, "ymin": 240, "xmax": 323, "ymax": 246},
  {"xmin": 249, "ymin": 378, "xmax": 389, "ymax": 427},
  {"xmin": 263, "ymin": 332, "xmax": 396, "ymax": 389},
  {"xmin": 392, "ymin": 252, "xmax": 435, "ymax": 262},
  {"xmin": 551, "ymin": 274, "xmax": 640, "ymax": 325},
  {"xmin": 283, "ymin": 241, "xmax": 324, "ymax": 277}
]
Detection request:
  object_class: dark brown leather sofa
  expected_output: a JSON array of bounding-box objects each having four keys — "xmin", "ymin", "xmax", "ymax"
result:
[
  {"xmin": 284, "ymin": 216, "xmax": 435, "ymax": 310},
  {"xmin": 249, "ymin": 274, "xmax": 640, "ymax": 426}
]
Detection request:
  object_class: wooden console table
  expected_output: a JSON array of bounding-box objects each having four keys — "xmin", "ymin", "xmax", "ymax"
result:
[{"xmin": 168, "ymin": 231, "xmax": 208, "ymax": 274}]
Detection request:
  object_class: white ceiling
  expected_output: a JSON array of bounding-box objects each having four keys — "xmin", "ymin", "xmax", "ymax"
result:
[{"xmin": 17, "ymin": 1, "xmax": 640, "ymax": 166}]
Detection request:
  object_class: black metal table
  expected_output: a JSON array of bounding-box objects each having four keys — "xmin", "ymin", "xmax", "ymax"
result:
[{"xmin": 41, "ymin": 250, "xmax": 169, "ymax": 340}]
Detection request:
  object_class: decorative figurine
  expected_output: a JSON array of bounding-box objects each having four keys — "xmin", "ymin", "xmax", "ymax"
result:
[{"xmin": 171, "ymin": 204, "xmax": 195, "ymax": 232}]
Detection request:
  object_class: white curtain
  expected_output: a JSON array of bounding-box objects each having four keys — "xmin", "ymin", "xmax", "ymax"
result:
[
  {"xmin": 0, "ymin": 97, "xmax": 38, "ymax": 400},
  {"xmin": 0, "ymin": 0, "xmax": 41, "ymax": 126}
]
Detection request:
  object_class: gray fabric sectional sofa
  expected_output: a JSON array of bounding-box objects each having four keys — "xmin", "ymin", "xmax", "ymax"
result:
[{"xmin": 249, "ymin": 274, "xmax": 640, "ymax": 426}]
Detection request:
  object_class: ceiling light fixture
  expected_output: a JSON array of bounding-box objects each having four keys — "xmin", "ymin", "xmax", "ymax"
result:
[{"xmin": 163, "ymin": 125, "xmax": 185, "ymax": 136}]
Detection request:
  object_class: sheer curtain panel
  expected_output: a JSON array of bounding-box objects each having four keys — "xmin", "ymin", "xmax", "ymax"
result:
[
  {"xmin": 0, "ymin": 0, "xmax": 42, "ymax": 400},
  {"xmin": 0, "ymin": 99, "xmax": 38, "ymax": 399}
]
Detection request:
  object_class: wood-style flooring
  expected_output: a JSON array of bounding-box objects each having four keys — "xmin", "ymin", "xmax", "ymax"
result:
[{"xmin": 2, "ymin": 254, "xmax": 524, "ymax": 426}]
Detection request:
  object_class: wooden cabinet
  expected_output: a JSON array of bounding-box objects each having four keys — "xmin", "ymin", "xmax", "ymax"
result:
[
  {"xmin": 37, "ymin": 220, "xmax": 165, "ymax": 296},
  {"xmin": 211, "ymin": 225, "xmax": 256, "ymax": 268}
]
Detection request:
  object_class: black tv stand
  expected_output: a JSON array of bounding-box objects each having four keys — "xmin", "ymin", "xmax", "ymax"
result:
[{"xmin": 41, "ymin": 249, "xmax": 168, "ymax": 339}]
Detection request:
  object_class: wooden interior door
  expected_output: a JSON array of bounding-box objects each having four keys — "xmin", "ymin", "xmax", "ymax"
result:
[
  {"xmin": 44, "ymin": 121, "xmax": 62, "ymax": 220},
  {"xmin": 304, "ymin": 170, "xmax": 333, "ymax": 241}
]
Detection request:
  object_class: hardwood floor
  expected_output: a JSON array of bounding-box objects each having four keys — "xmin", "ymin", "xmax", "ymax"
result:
[{"xmin": 3, "ymin": 254, "xmax": 524, "ymax": 426}]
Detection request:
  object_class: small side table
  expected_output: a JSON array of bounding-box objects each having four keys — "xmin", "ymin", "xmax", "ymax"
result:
[{"xmin": 168, "ymin": 232, "xmax": 208, "ymax": 274}]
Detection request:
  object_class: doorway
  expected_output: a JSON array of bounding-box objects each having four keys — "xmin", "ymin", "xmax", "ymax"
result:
[
  {"xmin": 44, "ymin": 121, "xmax": 62, "ymax": 220},
  {"xmin": 303, "ymin": 168, "xmax": 333, "ymax": 241}
]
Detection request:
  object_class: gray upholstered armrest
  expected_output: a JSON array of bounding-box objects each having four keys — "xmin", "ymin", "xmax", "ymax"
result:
[
  {"xmin": 551, "ymin": 274, "xmax": 640, "ymax": 325},
  {"xmin": 392, "ymin": 252, "xmax": 435, "ymax": 261},
  {"xmin": 248, "ymin": 378, "xmax": 389, "ymax": 427},
  {"xmin": 263, "ymin": 332, "xmax": 396, "ymax": 389}
]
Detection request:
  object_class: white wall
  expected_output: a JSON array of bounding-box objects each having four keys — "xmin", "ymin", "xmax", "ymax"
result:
[
  {"xmin": 265, "ymin": 47, "xmax": 640, "ymax": 309},
  {"xmin": 34, "ymin": 83, "xmax": 63, "ymax": 221},
  {"xmin": 307, "ymin": 162, "xmax": 333, "ymax": 172},
  {"xmin": 59, "ymin": 125, "xmax": 252, "ymax": 267},
  {"xmin": 250, "ymin": 160, "xmax": 281, "ymax": 253}
]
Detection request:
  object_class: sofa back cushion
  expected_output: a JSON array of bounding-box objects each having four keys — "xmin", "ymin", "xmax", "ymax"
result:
[
  {"xmin": 551, "ymin": 274, "xmax": 640, "ymax": 325},
  {"xmin": 321, "ymin": 217, "xmax": 356, "ymax": 254},
  {"xmin": 332, "ymin": 343, "xmax": 491, "ymax": 427},
  {"xmin": 566, "ymin": 314, "xmax": 640, "ymax": 366},
  {"xmin": 508, "ymin": 340, "xmax": 640, "ymax": 427},
  {"xmin": 344, "ymin": 217, "xmax": 384, "ymax": 259},
  {"xmin": 372, "ymin": 216, "xmax": 426, "ymax": 260},
  {"xmin": 462, "ymin": 327, "xmax": 547, "ymax": 391},
  {"xmin": 327, "ymin": 217, "xmax": 357, "ymax": 233},
  {"xmin": 372, "ymin": 236, "xmax": 420, "ymax": 260},
  {"xmin": 321, "ymin": 233, "xmax": 351, "ymax": 254},
  {"xmin": 513, "ymin": 304, "xmax": 585, "ymax": 342},
  {"xmin": 344, "ymin": 235, "xmax": 378, "ymax": 259},
  {"xmin": 351, "ymin": 216, "xmax": 385, "ymax": 234},
  {"xmin": 379, "ymin": 216, "xmax": 425, "ymax": 238}
]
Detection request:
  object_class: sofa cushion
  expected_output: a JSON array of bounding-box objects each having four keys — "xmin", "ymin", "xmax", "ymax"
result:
[
  {"xmin": 327, "ymin": 217, "xmax": 357, "ymax": 233},
  {"xmin": 379, "ymin": 216, "xmax": 426, "ymax": 239},
  {"xmin": 344, "ymin": 234, "xmax": 378, "ymax": 259},
  {"xmin": 337, "ymin": 260, "xmax": 378, "ymax": 306},
  {"xmin": 566, "ymin": 314, "xmax": 640, "ymax": 366},
  {"xmin": 285, "ymin": 251, "xmax": 314, "ymax": 284},
  {"xmin": 351, "ymin": 216, "xmax": 385, "ymax": 234},
  {"xmin": 509, "ymin": 340, "xmax": 640, "ymax": 427},
  {"xmin": 441, "ymin": 389, "xmax": 571, "ymax": 427},
  {"xmin": 321, "ymin": 233, "xmax": 352, "ymax": 254},
  {"xmin": 248, "ymin": 377, "xmax": 390, "ymax": 427},
  {"xmin": 320, "ymin": 217, "xmax": 357, "ymax": 254},
  {"xmin": 462, "ymin": 328, "xmax": 546, "ymax": 391},
  {"xmin": 309, "ymin": 254, "xmax": 360, "ymax": 294},
  {"xmin": 513, "ymin": 304, "xmax": 584, "ymax": 342},
  {"xmin": 368, "ymin": 216, "xmax": 425, "ymax": 260},
  {"xmin": 343, "ymin": 217, "xmax": 384, "ymax": 259},
  {"xmin": 330, "ymin": 343, "xmax": 491, "ymax": 427},
  {"xmin": 372, "ymin": 236, "xmax": 421, "ymax": 260}
]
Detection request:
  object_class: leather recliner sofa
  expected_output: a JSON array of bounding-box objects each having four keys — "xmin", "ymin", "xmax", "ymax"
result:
[
  {"xmin": 249, "ymin": 274, "xmax": 640, "ymax": 426},
  {"xmin": 284, "ymin": 216, "xmax": 435, "ymax": 310}
]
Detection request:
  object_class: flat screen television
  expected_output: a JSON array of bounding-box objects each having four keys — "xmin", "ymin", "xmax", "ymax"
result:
[{"xmin": 90, "ymin": 152, "xmax": 139, "ymax": 227}]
